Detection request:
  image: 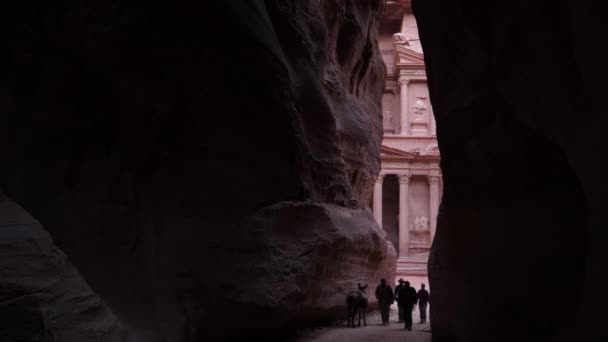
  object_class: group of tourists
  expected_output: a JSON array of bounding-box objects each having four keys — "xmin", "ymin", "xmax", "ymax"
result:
[{"xmin": 374, "ymin": 278, "xmax": 430, "ymax": 330}]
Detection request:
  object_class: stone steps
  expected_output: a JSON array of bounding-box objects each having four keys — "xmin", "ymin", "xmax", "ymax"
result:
[{"xmin": 396, "ymin": 257, "xmax": 428, "ymax": 276}]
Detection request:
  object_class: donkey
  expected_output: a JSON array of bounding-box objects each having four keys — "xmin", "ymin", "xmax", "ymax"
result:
[{"xmin": 346, "ymin": 283, "xmax": 368, "ymax": 327}]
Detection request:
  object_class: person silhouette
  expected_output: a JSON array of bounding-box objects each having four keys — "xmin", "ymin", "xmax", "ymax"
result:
[
  {"xmin": 417, "ymin": 283, "xmax": 430, "ymax": 323},
  {"xmin": 397, "ymin": 281, "xmax": 418, "ymax": 330},
  {"xmin": 375, "ymin": 278, "xmax": 394, "ymax": 325},
  {"xmin": 395, "ymin": 278, "xmax": 407, "ymax": 323}
]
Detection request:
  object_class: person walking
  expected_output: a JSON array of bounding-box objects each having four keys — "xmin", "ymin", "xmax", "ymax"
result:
[
  {"xmin": 375, "ymin": 278, "xmax": 394, "ymax": 325},
  {"xmin": 394, "ymin": 278, "xmax": 407, "ymax": 323},
  {"xmin": 397, "ymin": 281, "xmax": 418, "ymax": 330},
  {"xmin": 417, "ymin": 283, "xmax": 430, "ymax": 324}
]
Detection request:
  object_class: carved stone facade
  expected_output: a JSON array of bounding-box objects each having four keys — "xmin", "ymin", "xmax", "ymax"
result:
[{"xmin": 376, "ymin": 1, "xmax": 441, "ymax": 279}]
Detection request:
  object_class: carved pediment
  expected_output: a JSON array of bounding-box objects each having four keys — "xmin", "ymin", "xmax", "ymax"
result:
[
  {"xmin": 394, "ymin": 44, "xmax": 424, "ymax": 73},
  {"xmin": 395, "ymin": 44, "xmax": 424, "ymax": 65}
]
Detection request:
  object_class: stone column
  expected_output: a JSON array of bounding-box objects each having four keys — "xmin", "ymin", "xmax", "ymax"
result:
[
  {"xmin": 398, "ymin": 174, "xmax": 411, "ymax": 257},
  {"xmin": 428, "ymin": 175, "xmax": 441, "ymax": 243},
  {"xmin": 399, "ymin": 73, "xmax": 410, "ymax": 136},
  {"xmin": 373, "ymin": 174, "xmax": 385, "ymax": 228},
  {"xmin": 430, "ymin": 108, "xmax": 437, "ymax": 136}
]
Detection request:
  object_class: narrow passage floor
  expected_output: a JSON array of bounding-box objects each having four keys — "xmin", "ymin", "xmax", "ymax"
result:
[{"xmin": 297, "ymin": 305, "xmax": 431, "ymax": 342}]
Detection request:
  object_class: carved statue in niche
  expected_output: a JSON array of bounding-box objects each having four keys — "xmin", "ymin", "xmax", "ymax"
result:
[
  {"xmin": 412, "ymin": 96, "xmax": 428, "ymax": 120},
  {"xmin": 410, "ymin": 216, "xmax": 430, "ymax": 243},
  {"xmin": 415, "ymin": 216, "xmax": 429, "ymax": 232},
  {"xmin": 383, "ymin": 110, "xmax": 393, "ymax": 127}
]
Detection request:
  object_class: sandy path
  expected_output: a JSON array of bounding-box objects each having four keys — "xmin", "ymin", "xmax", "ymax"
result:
[{"xmin": 296, "ymin": 306, "xmax": 431, "ymax": 342}]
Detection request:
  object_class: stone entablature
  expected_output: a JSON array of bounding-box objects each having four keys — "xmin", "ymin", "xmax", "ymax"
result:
[{"xmin": 382, "ymin": 135, "xmax": 439, "ymax": 159}]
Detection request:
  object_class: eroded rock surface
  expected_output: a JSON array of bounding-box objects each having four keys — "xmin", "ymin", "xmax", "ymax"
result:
[
  {"xmin": 413, "ymin": 0, "xmax": 606, "ymax": 341},
  {"xmin": 0, "ymin": 192, "xmax": 131, "ymax": 341},
  {"xmin": 213, "ymin": 202, "xmax": 396, "ymax": 337},
  {"xmin": 1, "ymin": 0, "xmax": 392, "ymax": 340}
]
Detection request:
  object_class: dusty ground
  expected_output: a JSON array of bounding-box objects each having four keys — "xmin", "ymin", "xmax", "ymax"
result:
[{"xmin": 296, "ymin": 305, "xmax": 431, "ymax": 342}]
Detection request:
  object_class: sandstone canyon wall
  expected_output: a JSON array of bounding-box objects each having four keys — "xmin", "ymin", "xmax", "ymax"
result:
[
  {"xmin": 413, "ymin": 0, "xmax": 607, "ymax": 341},
  {"xmin": 0, "ymin": 0, "xmax": 394, "ymax": 340}
]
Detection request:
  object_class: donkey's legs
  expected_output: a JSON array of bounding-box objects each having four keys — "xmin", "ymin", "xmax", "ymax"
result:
[{"xmin": 363, "ymin": 309, "xmax": 367, "ymax": 326}]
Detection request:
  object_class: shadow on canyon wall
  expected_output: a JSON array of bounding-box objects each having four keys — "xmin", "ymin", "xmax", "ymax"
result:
[
  {"xmin": 414, "ymin": 0, "xmax": 608, "ymax": 341},
  {"xmin": 1, "ymin": 1, "xmax": 394, "ymax": 341}
]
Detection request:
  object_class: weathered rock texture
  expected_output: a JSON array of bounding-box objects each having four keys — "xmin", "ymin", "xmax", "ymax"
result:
[
  {"xmin": 0, "ymin": 192, "xmax": 131, "ymax": 341},
  {"xmin": 413, "ymin": 0, "xmax": 608, "ymax": 341},
  {"xmin": 1, "ymin": 0, "xmax": 393, "ymax": 340}
]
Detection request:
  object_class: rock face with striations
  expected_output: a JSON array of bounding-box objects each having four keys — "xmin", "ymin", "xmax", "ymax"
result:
[{"xmin": 1, "ymin": 0, "xmax": 393, "ymax": 340}]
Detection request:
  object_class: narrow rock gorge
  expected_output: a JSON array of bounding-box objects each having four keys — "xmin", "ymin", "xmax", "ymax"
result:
[
  {"xmin": 0, "ymin": 0, "xmax": 394, "ymax": 340},
  {"xmin": 5, "ymin": 0, "xmax": 605, "ymax": 341}
]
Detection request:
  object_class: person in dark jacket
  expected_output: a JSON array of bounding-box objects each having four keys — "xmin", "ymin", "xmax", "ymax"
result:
[
  {"xmin": 375, "ymin": 278, "xmax": 394, "ymax": 325},
  {"xmin": 397, "ymin": 281, "xmax": 418, "ymax": 330},
  {"xmin": 417, "ymin": 283, "xmax": 430, "ymax": 323},
  {"xmin": 394, "ymin": 278, "xmax": 407, "ymax": 323}
]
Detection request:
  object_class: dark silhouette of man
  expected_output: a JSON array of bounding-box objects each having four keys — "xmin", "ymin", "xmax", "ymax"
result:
[
  {"xmin": 397, "ymin": 281, "xmax": 418, "ymax": 330},
  {"xmin": 394, "ymin": 278, "xmax": 407, "ymax": 323},
  {"xmin": 417, "ymin": 283, "xmax": 430, "ymax": 323},
  {"xmin": 375, "ymin": 278, "xmax": 394, "ymax": 325}
]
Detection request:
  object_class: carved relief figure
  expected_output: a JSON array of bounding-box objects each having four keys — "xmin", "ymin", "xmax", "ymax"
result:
[
  {"xmin": 410, "ymin": 217, "xmax": 419, "ymax": 231},
  {"xmin": 383, "ymin": 110, "xmax": 393, "ymax": 127},
  {"xmin": 410, "ymin": 216, "xmax": 429, "ymax": 232},
  {"xmin": 410, "ymin": 216, "xmax": 430, "ymax": 243},
  {"xmin": 412, "ymin": 96, "xmax": 428, "ymax": 120},
  {"xmin": 415, "ymin": 216, "xmax": 429, "ymax": 232}
]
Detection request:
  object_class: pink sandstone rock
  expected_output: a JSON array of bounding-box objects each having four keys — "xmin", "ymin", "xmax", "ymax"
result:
[{"xmin": 0, "ymin": 0, "xmax": 393, "ymax": 340}]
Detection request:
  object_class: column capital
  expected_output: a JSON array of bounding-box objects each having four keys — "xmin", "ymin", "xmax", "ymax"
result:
[
  {"xmin": 427, "ymin": 175, "xmax": 441, "ymax": 184},
  {"xmin": 376, "ymin": 174, "xmax": 386, "ymax": 183},
  {"xmin": 397, "ymin": 174, "xmax": 411, "ymax": 184},
  {"xmin": 398, "ymin": 76, "xmax": 410, "ymax": 87}
]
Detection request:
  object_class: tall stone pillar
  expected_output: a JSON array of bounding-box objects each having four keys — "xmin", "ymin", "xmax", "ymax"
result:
[
  {"xmin": 428, "ymin": 175, "xmax": 441, "ymax": 243},
  {"xmin": 373, "ymin": 174, "xmax": 385, "ymax": 228},
  {"xmin": 430, "ymin": 109, "xmax": 437, "ymax": 136},
  {"xmin": 399, "ymin": 73, "xmax": 410, "ymax": 136},
  {"xmin": 398, "ymin": 174, "xmax": 411, "ymax": 257}
]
